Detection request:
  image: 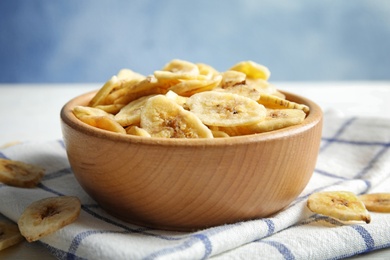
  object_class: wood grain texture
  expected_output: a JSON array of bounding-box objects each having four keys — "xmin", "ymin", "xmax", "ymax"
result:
[{"xmin": 60, "ymin": 90, "xmax": 323, "ymax": 231}]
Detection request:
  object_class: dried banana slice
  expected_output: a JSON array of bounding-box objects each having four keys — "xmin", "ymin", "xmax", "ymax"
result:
[
  {"xmin": 88, "ymin": 76, "xmax": 120, "ymax": 107},
  {"xmin": 73, "ymin": 106, "xmax": 126, "ymax": 134},
  {"xmin": 186, "ymin": 91, "xmax": 266, "ymax": 127},
  {"xmin": 162, "ymin": 59, "xmax": 200, "ymax": 76},
  {"xmin": 359, "ymin": 193, "xmax": 390, "ymax": 213},
  {"xmin": 116, "ymin": 68, "xmax": 145, "ymax": 81},
  {"xmin": 126, "ymin": 126, "xmax": 152, "ymax": 137},
  {"xmin": 168, "ymin": 75, "xmax": 222, "ymax": 97},
  {"xmin": 258, "ymin": 93, "xmax": 310, "ymax": 114},
  {"xmin": 109, "ymin": 76, "xmax": 164, "ymax": 105},
  {"xmin": 246, "ymin": 78, "xmax": 284, "ymax": 98},
  {"xmin": 18, "ymin": 196, "xmax": 81, "ymax": 242},
  {"xmin": 307, "ymin": 191, "xmax": 371, "ymax": 223},
  {"xmin": 94, "ymin": 104, "xmax": 125, "ymax": 114},
  {"xmin": 219, "ymin": 70, "xmax": 247, "ymax": 88},
  {"xmin": 196, "ymin": 63, "xmax": 219, "ymax": 79},
  {"xmin": 114, "ymin": 95, "xmax": 156, "ymax": 126},
  {"xmin": 140, "ymin": 95, "xmax": 213, "ymax": 138},
  {"xmin": 215, "ymin": 84, "xmax": 262, "ymax": 101},
  {"xmin": 220, "ymin": 109, "xmax": 306, "ymax": 136},
  {"xmin": 0, "ymin": 221, "xmax": 24, "ymax": 251},
  {"xmin": 0, "ymin": 158, "xmax": 44, "ymax": 188},
  {"xmin": 229, "ymin": 60, "xmax": 271, "ymax": 80},
  {"xmin": 154, "ymin": 59, "xmax": 205, "ymax": 84},
  {"xmin": 165, "ymin": 90, "xmax": 188, "ymax": 107}
]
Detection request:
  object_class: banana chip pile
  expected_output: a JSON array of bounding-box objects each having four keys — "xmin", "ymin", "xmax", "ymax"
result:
[{"xmin": 73, "ymin": 59, "xmax": 310, "ymax": 138}]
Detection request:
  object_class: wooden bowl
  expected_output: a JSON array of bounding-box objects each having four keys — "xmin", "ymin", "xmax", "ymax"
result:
[{"xmin": 60, "ymin": 90, "xmax": 323, "ymax": 231}]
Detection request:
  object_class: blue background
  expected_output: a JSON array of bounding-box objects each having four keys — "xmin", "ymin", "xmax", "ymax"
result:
[{"xmin": 1, "ymin": 0, "xmax": 390, "ymax": 83}]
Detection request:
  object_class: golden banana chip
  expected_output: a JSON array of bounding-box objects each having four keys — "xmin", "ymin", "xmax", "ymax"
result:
[
  {"xmin": 307, "ymin": 191, "xmax": 371, "ymax": 224},
  {"xmin": 359, "ymin": 193, "xmax": 390, "ymax": 213},
  {"xmin": 258, "ymin": 93, "xmax": 310, "ymax": 114},
  {"xmin": 196, "ymin": 63, "xmax": 219, "ymax": 79},
  {"xmin": 88, "ymin": 76, "xmax": 120, "ymax": 107},
  {"xmin": 18, "ymin": 196, "xmax": 81, "ymax": 242},
  {"xmin": 186, "ymin": 91, "xmax": 267, "ymax": 127},
  {"xmin": 165, "ymin": 90, "xmax": 188, "ymax": 107},
  {"xmin": 229, "ymin": 60, "xmax": 271, "ymax": 80},
  {"xmin": 162, "ymin": 59, "xmax": 200, "ymax": 75},
  {"xmin": 220, "ymin": 109, "xmax": 306, "ymax": 136},
  {"xmin": 0, "ymin": 158, "xmax": 45, "ymax": 188},
  {"xmin": 140, "ymin": 95, "xmax": 213, "ymax": 138},
  {"xmin": 168, "ymin": 75, "xmax": 222, "ymax": 97},
  {"xmin": 126, "ymin": 126, "xmax": 152, "ymax": 137},
  {"xmin": 219, "ymin": 70, "xmax": 247, "ymax": 88},
  {"xmin": 73, "ymin": 106, "xmax": 126, "ymax": 134},
  {"xmin": 109, "ymin": 76, "xmax": 163, "ymax": 105},
  {"xmin": 0, "ymin": 221, "xmax": 24, "ymax": 251},
  {"xmin": 114, "ymin": 95, "xmax": 156, "ymax": 127}
]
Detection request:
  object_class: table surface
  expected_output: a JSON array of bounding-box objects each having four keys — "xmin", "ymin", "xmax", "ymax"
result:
[{"xmin": 1, "ymin": 82, "xmax": 390, "ymax": 259}]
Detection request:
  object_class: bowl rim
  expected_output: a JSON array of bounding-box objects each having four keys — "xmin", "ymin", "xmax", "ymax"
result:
[{"xmin": 60, "ymin": 90, "xmax": 323, "ymax": 147}]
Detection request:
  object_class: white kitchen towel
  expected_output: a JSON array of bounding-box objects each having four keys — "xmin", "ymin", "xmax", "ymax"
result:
[{"xmin": 1, "ymin": 114, "xmax": 390, "ymax": 260}]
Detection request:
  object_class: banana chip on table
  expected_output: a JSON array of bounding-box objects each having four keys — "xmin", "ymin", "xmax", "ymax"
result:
[
  {"xmin": 18, "ymin": 196, "xmax": 81, "ymax": 242},
  {"xmin": 140, "ymin": 95, "xmax": 213, "ymax": 138},
  {"xmin": 0, "ymin": 221, "xmax": 25, "ymax": 251},
  {"xmin": 307, "ymin": 191, "xmax": 371, "ymax": 224},
  {"xmin": 359, "ymin": 193, "xmax": 390, "ymax": 213},
  {"xmin": 0, "ymin": 158, "xmax": 45, "ymax": 188}
]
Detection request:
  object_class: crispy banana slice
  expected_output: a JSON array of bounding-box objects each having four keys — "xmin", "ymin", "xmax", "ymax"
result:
[
  {"xmin": 18, "ymin": 196, "xmax": 81, "ymax": 242},
  {"xmin": 196, "ymin": 63, "xmax": 219, "ymax": 79},
  {"xmin": 114, "ymin": 95, "xmax": 156, "ymax": 126},
  {"xmin": 215, "ymin": 84, "xmax": 262, "ymax": 101},
  {"xmin": 359, "ymin": 193, "xmax": 390, "ymax": 213},
  {"xmin": 211, "ymin": 130, "xmax": 230, "ymax": 138},
  {"xmin": 154, "ymin": 59, "xmax": 205, "ymax": 85},
  {"xmin": 88, "ymin": 76, "xmax": 120, "ymax": 107},
  {"xmin": 219, "ymin": 70, "xmax": 247, "ymax": 88},
  {"xmin": 220, "ymin": 108, "xmax": 307, "ymax": 136},
  {"xmin": 186, "ymin": 91, "xmax": 266, "ymax": 127},
  {"xmin": 116, "ymin": 68, "xmax": 145, "ymax": 81},
  {"xmin": 109, "ymin": 76, "xmax": 164, "ymax": 105},
  {"xmin": 168, "ymin": 75, "xmax": 222, "ymax": 97},
  {"xmin": 126, "ymin": 126, "xmax": 152, "ymax": 137},
  {"xmin": 307, "ymin": 191, "xmax": 371, "ymax": 224},
  {"xmin": 246, "ymin": 78, "xmax": 284, "ymax": 97},
  {"xmin": 229, "ymin": 60, "xmax": 271, "ymax": 80},
  {"xmin": 165, "ymin": 90, "xmax": 188, "ymax": 107},
  {"xmin": 94, "ymin": 104, "xmax": 125, "ymax": 114},
  {"xmin": 0, "ymin": 221, "xmax": 24, "ymax": 251},
  {"xmin": 258, "ymin": 93, "xmax": 310, "ymax": 114},
  {"xmin": 140, "ymin": 95, "xmax": 213, "ymax": 138},
  {"xmin": 0, "ymin": 158, "xmax": 44, "ymax": 188},
  {"xmin": 162, "ymin": 59, "xmax": 200, "ymax": 76},
  {"xmin": 73, "ymin": 106, "xmax": 126, "ymax": 134}
]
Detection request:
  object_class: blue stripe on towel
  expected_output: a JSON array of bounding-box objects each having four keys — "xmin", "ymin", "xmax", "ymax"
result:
[
  {"xmin": 320, "ymin": 117, "xmax": 356, "ymax": 152},
  {"xmin": 260, "ymin": 240, "xmax": 295, "ymax": 260},
  {"xmin": 351, "ymin": 225, "xmax": 375, "ymax": 253},
  {"xmin": 264, "ymin": 219, "xmax": 275, "ymax": 236}
]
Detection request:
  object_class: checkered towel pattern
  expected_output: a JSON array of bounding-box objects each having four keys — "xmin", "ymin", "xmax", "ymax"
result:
[{"xmin": 1, "ymin": 114, "xmax": 390, "ymax": 259}]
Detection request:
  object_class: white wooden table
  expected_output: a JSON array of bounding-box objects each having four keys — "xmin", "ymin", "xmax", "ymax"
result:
[{"xmin": 1, "ymin": 82, "xmax": 390, "ymax": 259}]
